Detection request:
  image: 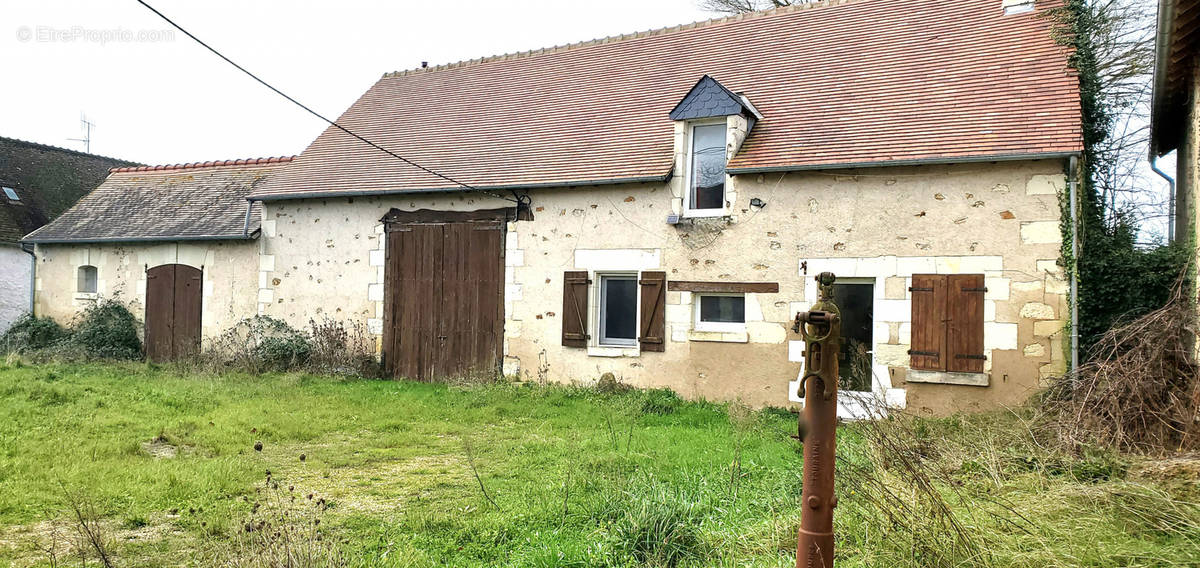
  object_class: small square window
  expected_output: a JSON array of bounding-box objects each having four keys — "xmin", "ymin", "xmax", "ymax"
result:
[
  {"xmin": 77, "ymin": 265, "xmax": 98, "ymax": 293},
  {"xmin": 2, "ymin": 186, "xmax": 19, "ymax": 202},
  {"xmin": 694, "ymin": 294, "xmax": 745, "ymax": 332},
  {"xmin": 599, "ymin": 274, "xmax": 638, "ymax": 346}
]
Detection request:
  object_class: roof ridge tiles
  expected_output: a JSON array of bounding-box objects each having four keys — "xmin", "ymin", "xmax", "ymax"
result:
[
  {"xmin": 109, "ymin": 155, "xmax": 295, "ymax": 174},
  {"xmin": 382, "ymin": 0, "xmax": 856, "ymax": 78},
  {"xmin": 0, "ymin": 135, "xmax": 140, "ymax": 165}
]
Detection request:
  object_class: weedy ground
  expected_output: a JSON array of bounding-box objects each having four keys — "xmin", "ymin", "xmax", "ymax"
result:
[{"xmin": 0, "ymin": 362, "xmax": 1196, "ymax": 567}]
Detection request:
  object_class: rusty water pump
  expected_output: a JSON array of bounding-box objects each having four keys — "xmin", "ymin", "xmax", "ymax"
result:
[{"xmin": 791, "ymin": 271, "xmax": 842, "ymax": 568}]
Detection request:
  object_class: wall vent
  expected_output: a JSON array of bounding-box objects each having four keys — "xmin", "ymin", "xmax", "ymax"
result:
[{"xmin": 1002, "ymin": 0, "xmax": 1035, "ymax": 15}]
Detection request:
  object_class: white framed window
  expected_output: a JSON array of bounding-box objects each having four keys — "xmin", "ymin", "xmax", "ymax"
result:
[
  {"xmin": 2, "ymin": 186, "xmax": 19, "ymax": 202},
  {"xmin": 684, "ymin": 121, "xmax": 728, "ymax": 217},
  {"xmin": 77, "ymin": 265, "xmax": 98, "ymax": 293},
  {"xmin": 693, "ymin": 293, "xmax": 745, "ymax": 332},
  {"xmin": 598, "ymin": 273, "xmax": 638, "ymax": 347}
]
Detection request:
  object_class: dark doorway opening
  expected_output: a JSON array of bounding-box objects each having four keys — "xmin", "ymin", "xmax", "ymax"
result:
[{"xmin": 832, "ymin": 281, "xmax": 874, "ymax": 393}]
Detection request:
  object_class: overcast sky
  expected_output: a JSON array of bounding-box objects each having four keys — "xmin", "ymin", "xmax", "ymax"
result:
[
  {"xmin": 1, "ymin": 0, "xmax": 710, "ymax": 165},
  {"xmin": 1, "ymin": 0, "xmax": 1176, "ymax": 242}
]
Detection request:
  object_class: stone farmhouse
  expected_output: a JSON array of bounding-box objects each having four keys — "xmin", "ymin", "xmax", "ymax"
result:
[{"xmin": 25, "ymin": 0, "xmax": 1082, "ymax": 415}]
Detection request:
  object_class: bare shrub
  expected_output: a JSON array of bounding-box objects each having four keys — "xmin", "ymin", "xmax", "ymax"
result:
[
  {"xmin": 195, "ymin": 316, "xmax": 380, "ymax": 377},
  {"xmin": 727, "ymin": 401, "xmax": 756, "ymax": 498},
  {"xmin": 62, "ymin": 487, "xmax": 115, "ymax": 568},
  {"xmin": 307, "ymin": 317, "xmax": 379, "ymax": 377},
  {"xmin": 1039, "ymin": 276, "xmax": 1199, "ymax": 453},
  {"xmin": 838, "ymin": 412, "xmax": 994, "ymax": 568},
  {"xmin": 203, "ymin": 471, "xmax": 343, "ymax": 567}
]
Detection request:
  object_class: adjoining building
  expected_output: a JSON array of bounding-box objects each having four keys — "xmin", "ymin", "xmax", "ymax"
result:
[
  {"xmin": 0, "ymin": 136, "xmax": 137, "ymax": 332},
  {"xmin": 23, "ymin": 158, "xmax": 291, "ymax": 360},
  {"xmin": 1150, "ymin": 0, "xmax": 1199, "ymax": 345}
]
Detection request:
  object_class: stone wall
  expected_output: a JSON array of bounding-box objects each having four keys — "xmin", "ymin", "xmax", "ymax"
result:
[
  {"xmin": 33, "ymin": 241, "xmax": 259, "ymax": 343},
  {"xmin": 256, "ymin": 158, "xmax": 1069, "ymax": 414}
]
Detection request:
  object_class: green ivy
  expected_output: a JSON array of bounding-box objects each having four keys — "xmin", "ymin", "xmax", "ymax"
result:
[{"xmin": 1053, "ymin": 1, "xmax": 1190, "ymax": 359}]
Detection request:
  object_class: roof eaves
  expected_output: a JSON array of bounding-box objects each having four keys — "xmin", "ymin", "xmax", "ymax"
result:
[
  {"xmin": 726, "ymin": 151, "xmax": 1081, "ymax": 175},
  {"xmin": 249, "ymin": 172, "xmax": 674, "ymax": 202},
  {"xmin": 21, "ymin": 233, "xmax": 260, "ymax": 245},
  {"xmin": 1150, "ymin": 0, "xmax": 1179, "ymax": 156}
]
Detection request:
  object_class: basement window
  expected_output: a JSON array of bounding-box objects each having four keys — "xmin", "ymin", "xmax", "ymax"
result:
[
  {"xmin": 598, "ymin": 274, "xmax": 638, "ymax": 347},
  {"xmin": 694, "ymin": 293, "xmax": 745, "ymax": 332},
  {"xmin": 2, "ymin": 186, "xmax": 19, "ymax": 202},
  {"xmin": 77, "ymin": 265, "xmax": 97, "ymax": 294},
  {"xmin": 685, "ymin": 122, "xmax": 727, "ymax": 216}
]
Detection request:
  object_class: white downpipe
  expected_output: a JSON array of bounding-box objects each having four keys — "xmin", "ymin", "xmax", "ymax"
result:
[{"xmin": 1069, "ymin": 156, "xmax": 1080, "ymax": 371}]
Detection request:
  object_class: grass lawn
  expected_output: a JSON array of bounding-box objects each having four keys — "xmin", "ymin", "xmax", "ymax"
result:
[{"xmin": 0, "ymin": 362, "xmax": 1197, "ymax": 567}]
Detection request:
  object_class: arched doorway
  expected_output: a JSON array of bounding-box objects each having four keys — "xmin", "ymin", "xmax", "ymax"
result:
[{"xmin": 145, "ymin": 264, "xmax": 202, "ymax": 361}]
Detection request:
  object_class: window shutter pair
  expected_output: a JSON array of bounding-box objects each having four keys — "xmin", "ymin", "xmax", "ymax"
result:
[
  {"xmin": 560, "ymin": 271, "xmax": 666, "ymax": 352},
  {"xmin": 909, "ymin": 274, "xmax": 985, "ymax": 373}
]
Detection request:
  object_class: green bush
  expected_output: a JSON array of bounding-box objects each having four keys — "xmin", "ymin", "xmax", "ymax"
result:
[
  {"xmin": 0, "ymin": 314, "xmax": 68, "ymax": 354},
  {"xmin": 66, "ymin": 299, "xmax": 142, "ymax": 360},
  {"xmin": 599, "ymin": 481, "xmax": 708, "ymax": 567},
  {"xmin": 639, "ymin": 388, "xmax": 682, "ymax": 416},
  {"xmin": 207, "ymin": 316, "xmax": 312, "ymax": 372}
]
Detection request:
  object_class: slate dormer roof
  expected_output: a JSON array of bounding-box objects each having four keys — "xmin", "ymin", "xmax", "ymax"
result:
[
  {"xmin": 669, "ymin": 76, "xmax": 758, "ymax": 122},
  {"xmin": 251, "ymin": 0, "xmax": 1082, "ymax": 201}
]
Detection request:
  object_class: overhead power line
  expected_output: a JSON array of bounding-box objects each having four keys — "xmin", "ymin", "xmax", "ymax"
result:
[{"xmin": 134, "ymin": 0, "xmax": 517, "ymax": 204}]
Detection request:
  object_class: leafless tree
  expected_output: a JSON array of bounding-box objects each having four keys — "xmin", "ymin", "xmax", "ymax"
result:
[
  {"xmin": 698, "ymin": 0, "xmax": 814, "ymax": 15},
  {"xmin": 1067, "ymin": 0, "xmax": 1161, "ymax": 237}
]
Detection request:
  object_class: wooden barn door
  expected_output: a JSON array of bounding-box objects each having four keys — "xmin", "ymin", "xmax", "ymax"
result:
[
  {"xmin": 145, "ymin": 264, "xmax": 202, "ymax": 362},
  {"xmin": 382, "ymin": 209, "xmax": 505, "ymax": 381}
]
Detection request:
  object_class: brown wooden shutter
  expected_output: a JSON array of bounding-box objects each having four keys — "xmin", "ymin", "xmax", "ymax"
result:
[
  {"xmin": 562, "ymin": 271, "xmax": 591, "ymax": 347},
  {"xmin": 638, "ymin": 271, "xmax": 667, "ymax": 352},
  {"xmin": 909, "ymin": 274, "xmax": 947, "ymax": 371},
  {"xmin": 946, "ymin": 274, "xmax": 986, "ymax": 373}
]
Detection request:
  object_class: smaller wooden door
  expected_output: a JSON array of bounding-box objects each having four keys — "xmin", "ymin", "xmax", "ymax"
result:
[{"xmin": 145, "ymin": 264, "xmax": 202, "ymax": 362}]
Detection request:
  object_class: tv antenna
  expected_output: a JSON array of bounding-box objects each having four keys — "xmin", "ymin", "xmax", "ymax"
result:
[{"xmin": 67, "ymin": 113, "xmax": 95, "ymax": 153}]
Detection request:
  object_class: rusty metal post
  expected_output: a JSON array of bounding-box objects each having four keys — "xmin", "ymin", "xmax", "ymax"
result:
[{"xmin": 792, "ymin": 272, "xmax": 842, "ymax": 568}]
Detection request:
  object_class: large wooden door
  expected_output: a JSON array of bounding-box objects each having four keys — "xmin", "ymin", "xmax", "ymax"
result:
[
  {"xmin": 382, "ymin": 209, "xmax": 505, "ymax": 381},
  {"xmin": 145, "ymin": 264, "xmax": 202, "ymax": 362}
]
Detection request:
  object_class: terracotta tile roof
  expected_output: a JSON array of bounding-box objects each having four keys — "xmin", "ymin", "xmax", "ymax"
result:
[
  {"xmin": 23, "ymin": 158, "xmax": 293, "ymax": 243},
  {"xmin": 251, "ymin": 0, "xmax": 1082, "ymax": 201}
]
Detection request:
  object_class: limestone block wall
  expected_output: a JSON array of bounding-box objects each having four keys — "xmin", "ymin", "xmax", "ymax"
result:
[
  {"xmin": 255, "ymin": 193, "xmax": 516, "ymax": 346},
  {"xmin": 33, "ymin": 241, "xmax": 259, "ymax": 344},
  {"xmin": 501, "ymin": 159, "xmax": 1069, "ymax": 412},
  {"xmin": 0, "ymin": 246, "xmax": 33, "ymax": 332},
  {"xmin": 255, "ymin": 159, "xmax": 1068, "ymax": 413}
]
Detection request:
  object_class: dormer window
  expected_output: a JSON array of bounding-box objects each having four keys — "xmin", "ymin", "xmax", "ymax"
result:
[
  {"xmin": 687, "ymin": 122, "xmax": 727, "ymax": 215},
  {"xmin": 669, "ymin": 75, "xmax": 762, "ymax": 220}
]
